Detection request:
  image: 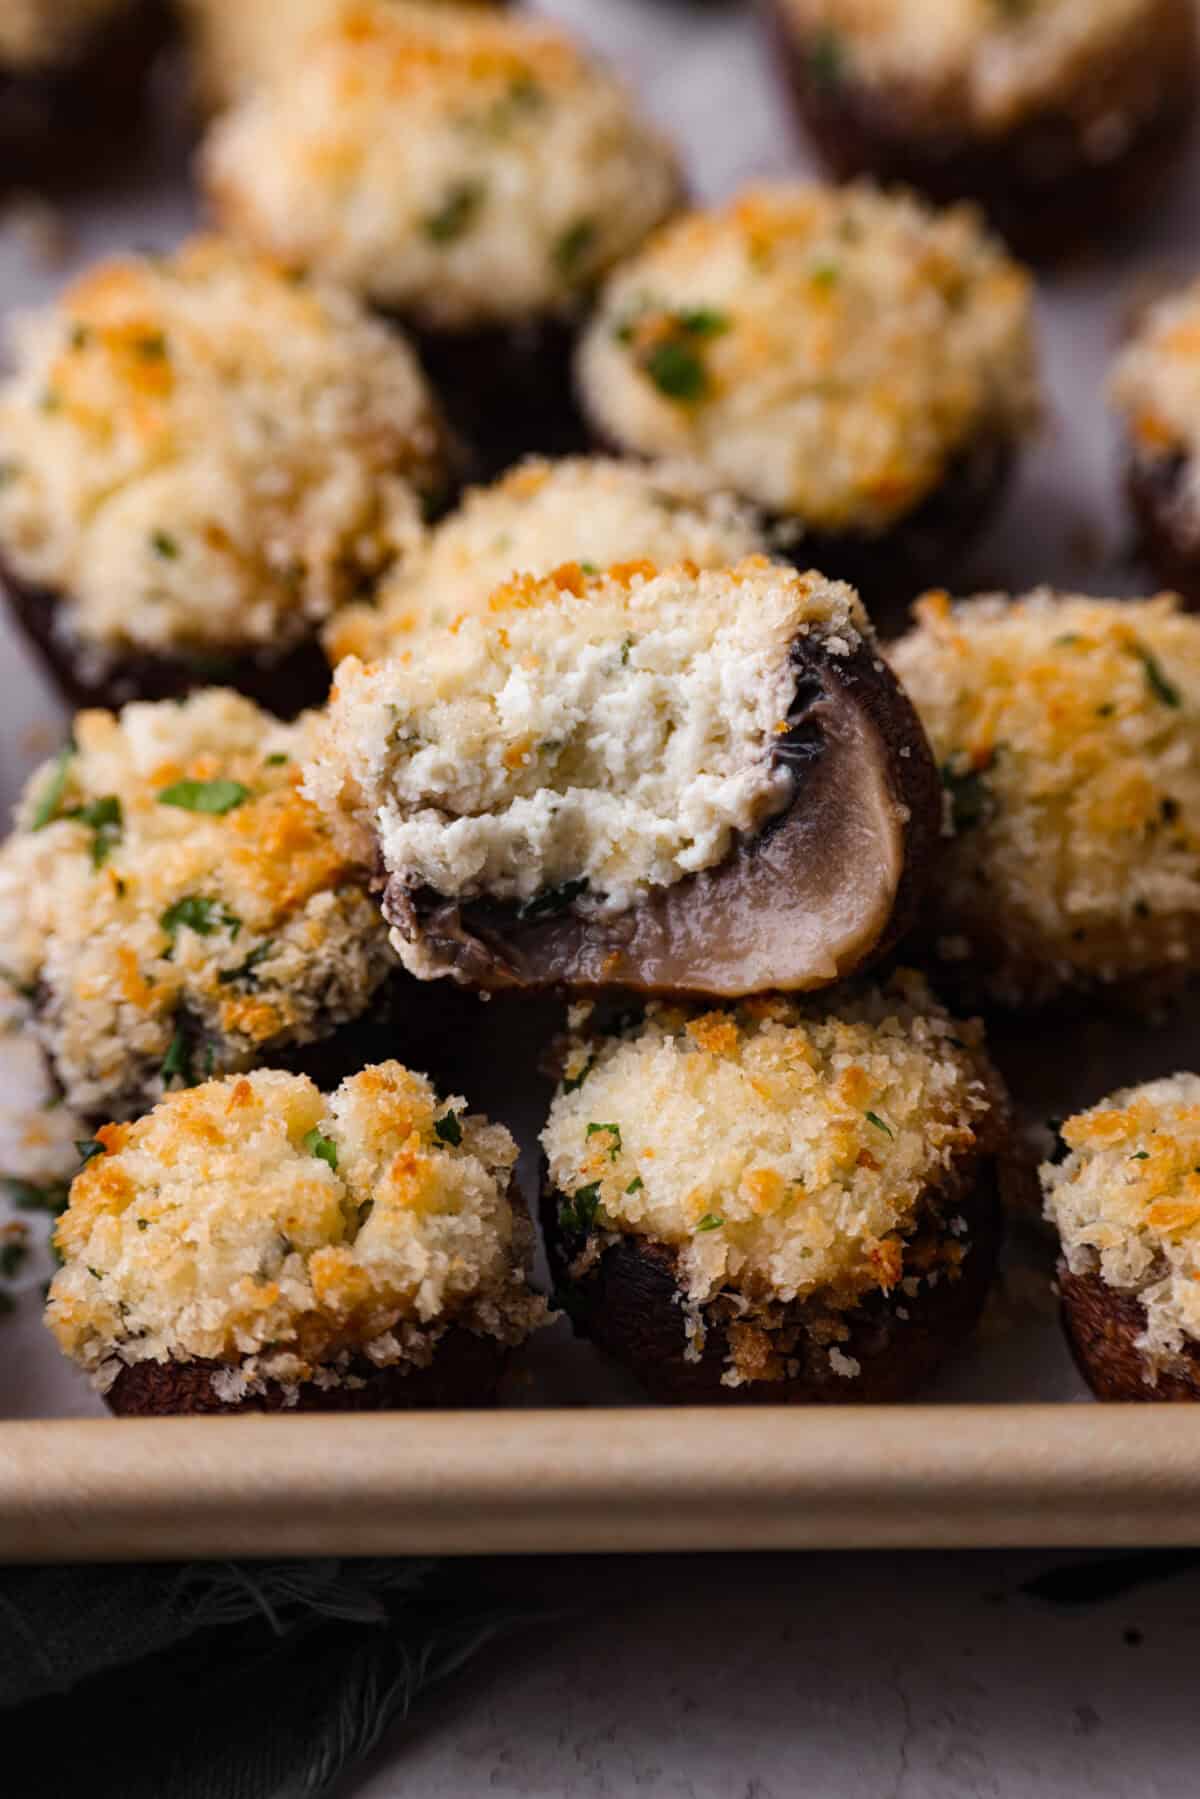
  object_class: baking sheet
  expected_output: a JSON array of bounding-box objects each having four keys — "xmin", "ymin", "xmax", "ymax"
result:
[{"xmin": 3, "ymin": 0, "xmax": 1200, "ymax": 1554}]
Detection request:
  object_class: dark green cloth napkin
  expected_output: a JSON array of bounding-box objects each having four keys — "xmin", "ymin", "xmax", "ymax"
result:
[{"xmin": 0, "ymin": 1558, "xmax": 517, "ymax": 1797}]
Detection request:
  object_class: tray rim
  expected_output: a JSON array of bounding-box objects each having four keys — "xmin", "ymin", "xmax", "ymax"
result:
[{"xmin": 5, "ymin": 1405, "xmax": 1200, "ymax": 1561}]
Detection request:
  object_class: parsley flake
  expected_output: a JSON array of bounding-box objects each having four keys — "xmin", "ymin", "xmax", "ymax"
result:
[
  {"xmin": 303, "ymin": 1128, "xmax": 338, "ymax": 1171},
  {"xmin": 161, "ymin": 895, "xmax": 241, "ymax": 949},
  {"xmin": 158, "ymin": 777, "xmax": 250, "ymax": 815},
  {"xmin": 434, "ymin": 1111, "xmax": 464, "ymax": 1147},
  {"xmin": 424, "ymin": 179, "xmax": 486, "ymax": 243},
  {"xmin": 150, "ymin": 530, "xmax": 179, "ymax": 560},
  {"xmin": 558, "ymin": 1182, "xmax": 602, "ymax": 1234},
  {"xmin": 31, "ymin": 744, "xmax": 74, "ymax": 831},
  {"xmin": 695, "ymin": 1213, "xmax": 725, "ymax": 1233},
  {"xmin": 563, "ymin": 1055, "xmax": 595, "ymax": 1094},
  {"xmin": 626, "ymin": 1176, "xmax": 644, "ymax": 1194},
  {"xmin": 555, "ymin": 217, "xmax": 597, "ymax": 280},
  {"xmin": 865, "ymin": 1111, "xmax": 894, "ymax": 1138},
  {"xmin": 1136, "ymin": 646, "xmax": 1182, "ymax": 709},
  {"xmin": 586, "ymin": 1121, "xmax": 622, "ymax": 1159},
  {"xmin": 75, "ymin": 1139, "xmax": 106, "ymax": 1167}
]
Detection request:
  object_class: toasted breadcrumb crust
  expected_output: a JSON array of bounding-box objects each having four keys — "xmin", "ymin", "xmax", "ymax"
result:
[
  {"xmin": 0, "ymin": 236, "xmax": 445, "ymax": 659},
  {"xmin": 201, "ymin": 1, "xmax": 681, "ymax": 327},
  {"xmin": 0, "ymin": 0, "xmax": 134, "ymax": 68},
  {"xmin": 0, "ymin": 690, "xmax": 396, "ymax": 1121},
  {"xmin": 182, "ymin": 0, "xmax": 499, "ymax": 110},
  {"xmin": 1112, "ymin": 277, "xmax": 1200, "ymax": 523},
  {"xmin": 889, "ymin": 588, "xmax": 1200, "ymax": 1006},
  {"xmin": 577, "ymin": 182, "xmax": 1037, "ymax": 532},
  {"xmin": 46, "ymin": 1062, "xmax": 545, "ymax": 1396},
  {"xmin": 308, "ymin": 559, "xmax": 867, "ymax": 953},
  {"xmin": 777, "ymin": 0, "xmax": 1187, "ymax": 132},
  {"xmin": 542, "ymin": 972, "xmax": 997, "ymax": 1313},
  {"xmin": 324, "ymin": 456, "xmax": 771, "ymax": 665},
  {"xmin": 1043, "ymin": 1073, "xmax": 1200, "ymax": 1377}
]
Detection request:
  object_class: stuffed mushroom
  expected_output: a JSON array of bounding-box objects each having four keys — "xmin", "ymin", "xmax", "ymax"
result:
[
  {"xmin": 765, "ymin": 0, "xmax": 1198, "ymax": 261},
  {"xmin": 307, "ymin": 558, "xmax": 942, "ymax": 999},
  {"xmin": 0, "ymin": 236, "xmax": 450, "ymax": 718},
  {"xmin": 890, "ymin": 587, "xmax": 1200, "ymax": 1010},
  {"xmin": 46, "ymin": 1062, "xmax": 547, "ymax": 1414},
  {"xmin": 0, "ymin": 689, "xmax": 405, "ymax": 1126},
  {"xmin": 202, "ymin": 1, "xmax": 682, "ymax": 479},
  {"xmin": 0, "ymin": 0, "xmax": 171, "ymax": 187},
  {"xmin": 324, "ymin": 455, "xmax": 771, "ymax": 666},
  {"xmin": 540, "ymin": 974, "xmax": 1011, "ymax": 1403},
  {"xmin": 576, "ymin": 182, "xmax": 1039, "ymax": 616},
  {"xmin": 1045, "ymin": 1074, "xmax": 1200, "ymax": 1401},
  {"xmin": 1111, "ymin": 276, "xmax": 1200, "ymax": 609}
]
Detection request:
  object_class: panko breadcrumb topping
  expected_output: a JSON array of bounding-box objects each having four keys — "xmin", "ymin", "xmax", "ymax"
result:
[
  {"xmin": 1112, "ymin": 277, "xmax": 1200, "ymax": 519},
  {"xmin": 307, "ymin": 559, "xmax": 867, "ymax": 961},
  {"xmin": 46, "ymin": 1062, "xmax": 544, "ymax": 1395},
  {"xmin": 0, "ymin": 689, "xmax": 395, "ymax": 1121},
  {"xmin": 182, "ymin": 0, "xmax": 499, "ymax": 110},
  {"xmin": 0, "ymin": 0, "xmax": 134, "ymax": 69},
  {"xmin": 1043, "ymin": 1074, "xmax": 1200, "ymax": 1376},
  {"xmin": 202, "ymin": 1, "xmax": 681, "ymax": 326},
  {"xmin": 777, "ymin": 0, "xmax": 1185, "ymax": 131},
  {"xmin": 889, "ymin": 588, "xmax": 1200, "ymax": 1005},
  {"xmin": 0, "ymin": 235, "xmax": 444, "ymax": 658},
  {"xmin": 542, "ymin": 972, "xmax": 997, "ymax": 1311},
  {"xmin": 577, "ymin": 181, "xmax": 1038, "ymax": 531},
  {"xmin": 324, "ymin": 456, "xmax": 770, "ymax": 665}
]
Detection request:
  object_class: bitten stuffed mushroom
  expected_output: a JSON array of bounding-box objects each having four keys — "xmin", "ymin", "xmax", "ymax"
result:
[
  {"xmin": 890, "ymin": 589, "xmax": 1200, "ymax": 1009},
  {"xmin": 46, "ymin": 1062, "xmax": 547, "ymax": 1414},
  {"xmin": 202, "ymin": 1, "xmax": 682, "ymax": 476},
  {"xmin": 1111, "ymin": 278, "xmax": 1200, "ymax": 609},
  {"xmin": 0, "ymin": 236, "xmax": 449, "ymax": 717},
  {"xmin": 576, "ymin": 183, "xmax": 1039, "ymax": 612},
  {"xmin": 1045, "ymin": 1075, "xmax": 1200, "ymax": 1401},
  {"xmin": 0, "ymin": 0, "xmax": 171, "ymax": 186},
  {"xmin": 767, "ymin": 0, "xmax": 1198, "ymax": 260},
  {"xmin": 307, "ymin": 558, "xmax": 942, "ymax": 998},
  {"xmin": 325, "ymin": 455, "xmax": 771, "ymax": 665},
  {"xmin": 541, "ymin": 975, "xmax": 1011, "ymax": 1402},
  {"xmin": 0, "ymin": 690, "xmax": 399, "ymax": 1125}
]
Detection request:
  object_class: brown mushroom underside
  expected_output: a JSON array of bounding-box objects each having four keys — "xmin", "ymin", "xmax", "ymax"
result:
[
  {"xmin": 1058, "ymin": 1264, "xmax": 1200, "ymax": 1401},
  {"xmin": 0, "ymin": 557, "xmax": 334, "ymax": 720},
  {"xmin": 1126, "ymin": 452, "xmax": 1200, "ymax": 611},
  {"xmin": 763, "ymin": 0, "xmax": 1199, "ymax": 261},
  {"xmin": 543, "ymin": 1161, "xmax": 1005, "ymax": 1405},
  {"xmin": 0, "ymin": 0, "xmax": 171, "ymax": 190},
  {"xmin": 386, "ymin": 634, "xmax": 942, "ymax": 999},
  {"xmin": 105, "ymin": 1326, "xmax": 509, "ymax": 1416}
]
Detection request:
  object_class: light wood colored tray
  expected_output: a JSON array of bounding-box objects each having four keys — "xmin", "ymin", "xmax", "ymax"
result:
[
  {"xmin": 6, "ymin": 0, "xmax": 1200, "ymax": 1561},
  {"xmin": 6, "ymin": 1409, "xmax": 1200, "ymax": 1562}
]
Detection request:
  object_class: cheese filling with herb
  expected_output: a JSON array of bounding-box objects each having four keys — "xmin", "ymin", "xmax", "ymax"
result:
[
  {"xmin": 542, "ymin": 975, "xmax": 995, "ymax": 1311},
  {"xmin": 0, "ymin": 236, "xmax": 444, "ymax": 658},
  {"xmin": 1112, "ymin": 278, "xmax": 1200, "ymax": 520},
  {"xmin": 0, "ymin": 690, "xmax": 395, "ymax": 1121},
  {"xmin": 201, "ymin": 1, "xmax": 681, "ymax": 326},
  {"xmin": 324, "ymin": 456, "xmax": 771, "ymax": 665},
  {"xmin": 308, "ymin": 560, "xmax": 865, "ymax": 954},
  {"xmin": 46, "ymin": 1062, "xmax": 544, "ymax": 1394},
  {"xmin": 0, "ymin": 0, "xmax": 135, "ymax": 69},
  {"xmin": 778, "ymin": 0, "xmax": 1186, "ymax": 133},
  {"xmin": 577, "ymin": 183, "xmax": 1037, "ymax": 532},
  {"xmin": 889, "ymin": 589, "xmax": 1200, "ymax": 1003},
  {"xmin": 1044, "ymin": 1074, "xmax": 1200, "ymax": 1375}
]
